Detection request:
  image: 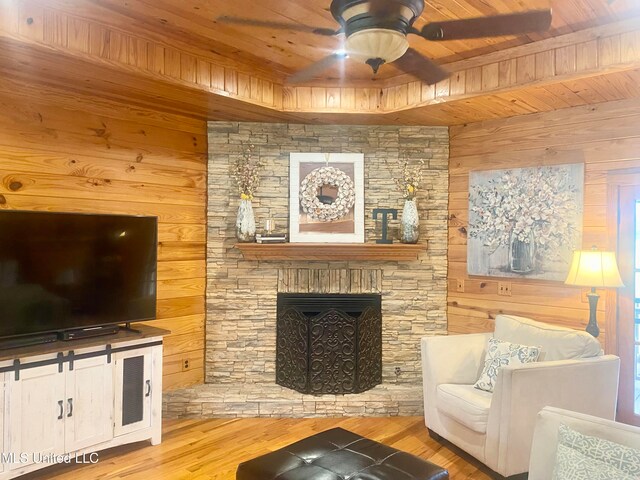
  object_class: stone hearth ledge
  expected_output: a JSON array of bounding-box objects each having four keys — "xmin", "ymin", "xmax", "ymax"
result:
[{"xmin": 163, "ymin": 383, "xmax": 423, "ymax": 418}]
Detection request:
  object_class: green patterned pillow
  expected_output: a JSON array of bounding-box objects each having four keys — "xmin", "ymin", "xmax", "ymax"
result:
[
  {"xmin": 473, "ymin": 337, "xmax": 540, "ymax": 393},
  {"xmin": 552, "ymin": 423, "xmax": 640, "ymax": 480}
]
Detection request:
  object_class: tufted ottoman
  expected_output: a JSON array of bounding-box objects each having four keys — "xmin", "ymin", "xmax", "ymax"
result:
[{"xmin": 236, "ymin": 427, "xmax": 449, "ymax": 480}]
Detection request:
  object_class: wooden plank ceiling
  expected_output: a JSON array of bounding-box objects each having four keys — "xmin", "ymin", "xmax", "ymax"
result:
[
  {"xmin": 2, "ymin": 0, "xmax": 640, "ymax": 124},
  {"xmin": 38, "ymin": 0, "xmax": 640, "ymax": 83}
]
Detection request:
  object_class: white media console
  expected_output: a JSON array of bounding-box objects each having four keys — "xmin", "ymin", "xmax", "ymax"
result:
[{"xmin": 0, "ymin": 325, "xmax": 168, "ymax": 479}]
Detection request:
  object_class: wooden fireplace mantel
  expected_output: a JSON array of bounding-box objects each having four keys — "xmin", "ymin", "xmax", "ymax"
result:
[{"xmin": 234, "ymin": 243, "xmax": 426, "ymax": 261}]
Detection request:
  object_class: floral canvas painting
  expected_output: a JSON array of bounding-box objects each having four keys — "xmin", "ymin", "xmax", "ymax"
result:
[{"xmin": 468, "ymin": 163, "xmax": 584, "ymax": 280}]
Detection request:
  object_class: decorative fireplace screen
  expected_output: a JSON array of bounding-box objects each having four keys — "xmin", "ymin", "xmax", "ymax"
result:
[{"xmin": 276, "ymin": 293, "xmax": 382, "ymax": 395}]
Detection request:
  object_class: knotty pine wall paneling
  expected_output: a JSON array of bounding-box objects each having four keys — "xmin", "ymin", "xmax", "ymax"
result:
[
  {"xmin": 448, "ymin": 96, "xmax": 640, "ymax": 348},
  {"xmin": 0, "ymin": 79, "xmax": 206, "ymax": 390}
]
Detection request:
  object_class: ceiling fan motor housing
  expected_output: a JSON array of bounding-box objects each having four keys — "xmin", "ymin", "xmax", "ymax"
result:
[
  {"xmin": 330, "ymin": 0, "xmax": 424, "ymax": 34},
  {"xmin": 331, "ymin": 0, "xmax": 424, "ymax": 70}
]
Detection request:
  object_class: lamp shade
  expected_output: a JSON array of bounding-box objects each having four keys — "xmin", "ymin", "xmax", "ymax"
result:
[
  {"xmin": 345, "ymin": 29, "xmax": 409, "ymax": 63},
  {"xmin": 564, "ymin": 250, "xmax": 624, "ymax": 288}
]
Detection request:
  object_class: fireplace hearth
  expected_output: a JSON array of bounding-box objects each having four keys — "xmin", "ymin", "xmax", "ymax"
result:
[{"xmin": 276, "ymin": 293, "xmax": 382, "ymax": 395}]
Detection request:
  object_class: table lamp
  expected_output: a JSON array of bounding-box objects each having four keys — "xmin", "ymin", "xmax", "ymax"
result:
[{"xmin": 564, "ymin": 248, "xmax": 624, "ymax": 337}]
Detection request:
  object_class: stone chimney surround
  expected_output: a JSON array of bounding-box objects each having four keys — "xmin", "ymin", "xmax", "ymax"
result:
[{"xmin": 163, "ymin": 122, "xmax": 449, "ymax": 418}]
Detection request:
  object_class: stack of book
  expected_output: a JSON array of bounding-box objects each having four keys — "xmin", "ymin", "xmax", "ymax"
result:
[{"xmin": 256, "ymin": 233, "xmax": 288, "ymax": 244}]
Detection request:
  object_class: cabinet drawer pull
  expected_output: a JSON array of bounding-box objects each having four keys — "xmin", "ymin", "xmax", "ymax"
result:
[
  {"xmin": 145, "ymin": 380, "xmax": 152, "ymax": 397},
  {"xmin": 67, "ymin": 398, "xmax": 73, "ymax": 417},
  {"xmin": 57, "ymin": 400, "xmax": 64, "ymax": 420}
]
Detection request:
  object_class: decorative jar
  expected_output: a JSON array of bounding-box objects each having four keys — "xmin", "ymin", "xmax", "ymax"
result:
[
  {"xmin": 400, "ymin": 198, "xmax": 419, "ymax": 244},
  {"xmin": 509, "ymin": 229, "xmax": 535, "ymax": 273},
  {"xmin": 236, "ymin": 198, "xmax": 256, "ymax": 242}
]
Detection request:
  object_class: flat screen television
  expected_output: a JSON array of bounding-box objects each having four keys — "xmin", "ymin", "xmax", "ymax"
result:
[{"xmin": 0, "ymin": 210, "xmax": 158, "ymax": 340}]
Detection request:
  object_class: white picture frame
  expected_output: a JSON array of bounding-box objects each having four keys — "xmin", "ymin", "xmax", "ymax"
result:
[{"xmin": 289, "ymin": 153, "xmax": 364, "ymax": 243}]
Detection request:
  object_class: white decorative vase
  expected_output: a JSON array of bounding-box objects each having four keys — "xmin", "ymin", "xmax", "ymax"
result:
[
  {"xmin": 401, "ymin": 198, "xmax": 419, "ymax": 244},
  {"xmin": 236, "ymin": 199, "xmax": 256, "ymax": 242}
]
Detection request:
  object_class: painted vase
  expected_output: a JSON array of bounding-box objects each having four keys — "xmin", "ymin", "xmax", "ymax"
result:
[
  {"xmin": 509, "ymin": 229, "xmax": 535, "ymax": 273},
  {"xmin": 236, "ymin": 199, "xmax": 256, "ymax": 242},
  {"xmin": 400, "ymin": 198, "xmax": 419, "ymax": 244}
]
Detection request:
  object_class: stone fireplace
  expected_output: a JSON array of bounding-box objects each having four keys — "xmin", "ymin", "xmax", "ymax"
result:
[
  {"xmin": 276, "ymin": 293, "xmax": 382, "ymax": 395},
  {"xmin": 163, "ymin": 122, "xmax": 449, "ymax": 418}
]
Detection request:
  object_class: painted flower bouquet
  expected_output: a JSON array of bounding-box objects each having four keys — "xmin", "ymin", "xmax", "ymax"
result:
[{"xmin": 469, "ymin": 166, "xmax": 581, "ymax": 264}]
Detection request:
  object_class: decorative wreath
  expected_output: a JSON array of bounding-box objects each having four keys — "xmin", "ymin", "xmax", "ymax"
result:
[{"xmin": 299, "ymin": 166, "xmax": 356, "ymax": 222}]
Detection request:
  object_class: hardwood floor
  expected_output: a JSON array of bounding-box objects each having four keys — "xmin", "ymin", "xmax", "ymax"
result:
[{"xmin": 22, "ymin": 417, "xmax": 492, "ymax": 480}]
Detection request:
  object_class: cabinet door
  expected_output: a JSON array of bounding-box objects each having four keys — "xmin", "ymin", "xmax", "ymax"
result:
[
  {"xmin": 8, "ymin": 363, "xmax": 65, "ymax": 469},
  {"xmin": 65, "ymin": 355, "xmax": 114, "ymax": 452},
  {"xmin": 114, "ymin": 348, "xmax": 152, "ymax": 437}
]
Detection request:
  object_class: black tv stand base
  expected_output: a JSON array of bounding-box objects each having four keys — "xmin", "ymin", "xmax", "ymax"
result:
[
  {"xmin": 120, "ymin": 323, "xmax": 142, "ymax": 334},
  {"xmin": 60, "ymin": 325, "xmax": 120, "ymax": 341}
]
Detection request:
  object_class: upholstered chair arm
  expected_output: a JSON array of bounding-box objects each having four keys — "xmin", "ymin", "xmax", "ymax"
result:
[
  {"xmin": 421, "ymin": 333, "xmax": 491, "ymax": 387},
  {"xmin": 421, "ymin": 333, "xmax": 491, "ymax": 434},
  {"xmin": 484, "ymin": 355, "xmax": 620, "ymax": 477}
]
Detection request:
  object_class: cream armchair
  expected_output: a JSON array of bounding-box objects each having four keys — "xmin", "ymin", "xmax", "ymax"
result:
[
  {"xmin": 529, "ymin": 406, "xmax": 640, "ymax": 479},
  {"xmin": 421, "ymin": 314, "xmax": 620, "ymax": 478}
]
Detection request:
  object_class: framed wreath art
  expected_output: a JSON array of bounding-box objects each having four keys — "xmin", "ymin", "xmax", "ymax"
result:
[{"xmin": 289, "ymin": 153, "xmax": 364, "ymax": 243}]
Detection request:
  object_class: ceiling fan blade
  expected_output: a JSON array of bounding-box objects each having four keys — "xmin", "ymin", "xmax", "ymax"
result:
[
  {"xmin": 369, "ymin": 0, "xmax": 402, "ymax": 20},
  {"xmin": 394, "ymin": 48, "xmax": 450, "ymax": 85},
  {"xmin": 287, "ymin": 53, "xmax": 347, "ymax": 84},
  {"xmin": 217, "ymin": 16, "xmax": 339, "ymax": 36},
  {"xmin": 421, "ymin": 9, "xmax": 552, "ymax": 41}
]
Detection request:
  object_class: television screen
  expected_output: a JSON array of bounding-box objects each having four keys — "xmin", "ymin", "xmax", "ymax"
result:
[{"xmin": 0, "ymin": 210, "xmax": 157, "ymax": 338}]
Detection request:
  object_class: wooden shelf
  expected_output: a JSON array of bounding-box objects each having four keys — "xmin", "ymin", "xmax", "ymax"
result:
[{"xmin": 235, "ymin": 243, "xmax": 426, "ymax": 261}]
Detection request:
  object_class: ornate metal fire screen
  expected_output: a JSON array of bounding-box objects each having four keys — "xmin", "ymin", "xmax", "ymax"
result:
[{"xmin": 276, "ymin": 293, "xmax": 382, "ymax": 395}]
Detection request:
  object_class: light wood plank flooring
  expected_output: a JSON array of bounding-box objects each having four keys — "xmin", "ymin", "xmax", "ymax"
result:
[{"xmin": 22, "ymin": 417, "xmax": 492, "ymax": 479}]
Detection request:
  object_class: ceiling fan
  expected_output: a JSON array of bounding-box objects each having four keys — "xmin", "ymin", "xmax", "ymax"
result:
[{"xmin": 218, "ymin": 0, "xmax": 552, "ymax": 85}]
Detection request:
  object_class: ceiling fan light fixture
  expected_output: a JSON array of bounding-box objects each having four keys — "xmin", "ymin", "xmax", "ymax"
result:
[
  {"xmin": 331, "ymin": 0, "xmax": 421, "ymax": 74},
  {"xmin": 345, "ymin": 28, "xmax": 409, "ymax": 66}
]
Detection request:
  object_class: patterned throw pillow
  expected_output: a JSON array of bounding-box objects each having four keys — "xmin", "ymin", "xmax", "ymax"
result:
[
  {"xmin": 551, "ymin": 423, "xmax": 640, "ymax": 480},
  {"xmin": 473, "ymin": 337, "xmax": 540, "ymax": 393},
  {"xmin": 552, "ymin": 444, "xmax": 636, "ymax": 480}
]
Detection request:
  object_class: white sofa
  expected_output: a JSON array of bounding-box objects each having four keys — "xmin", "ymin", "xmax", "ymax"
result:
[
  {"xmin": 421, "ymin": 314, "xmax": 620, "ymax": 478},
  {"xmin": 529, "ymin": 406, "xmax": 640, "ymax": 479}
]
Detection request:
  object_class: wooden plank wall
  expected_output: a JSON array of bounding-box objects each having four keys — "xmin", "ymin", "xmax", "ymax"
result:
[
  {"xmin": 0, "ymin": 77, "xmax": 206, "ymax": 390},
  {"xmin": 448, "ymin": 96, "xmax": 640, "ymax": 347}
]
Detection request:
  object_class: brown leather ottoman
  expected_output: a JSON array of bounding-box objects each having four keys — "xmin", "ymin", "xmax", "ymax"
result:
[{"xmin": 236, "ymin": 427, "xmax": 449, "ymax": 480}]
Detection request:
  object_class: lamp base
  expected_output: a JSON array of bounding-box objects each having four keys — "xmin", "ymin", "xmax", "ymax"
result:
[{"xmin": 586, "ymin": 291, "xmax": 600, "ymax": 337}]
